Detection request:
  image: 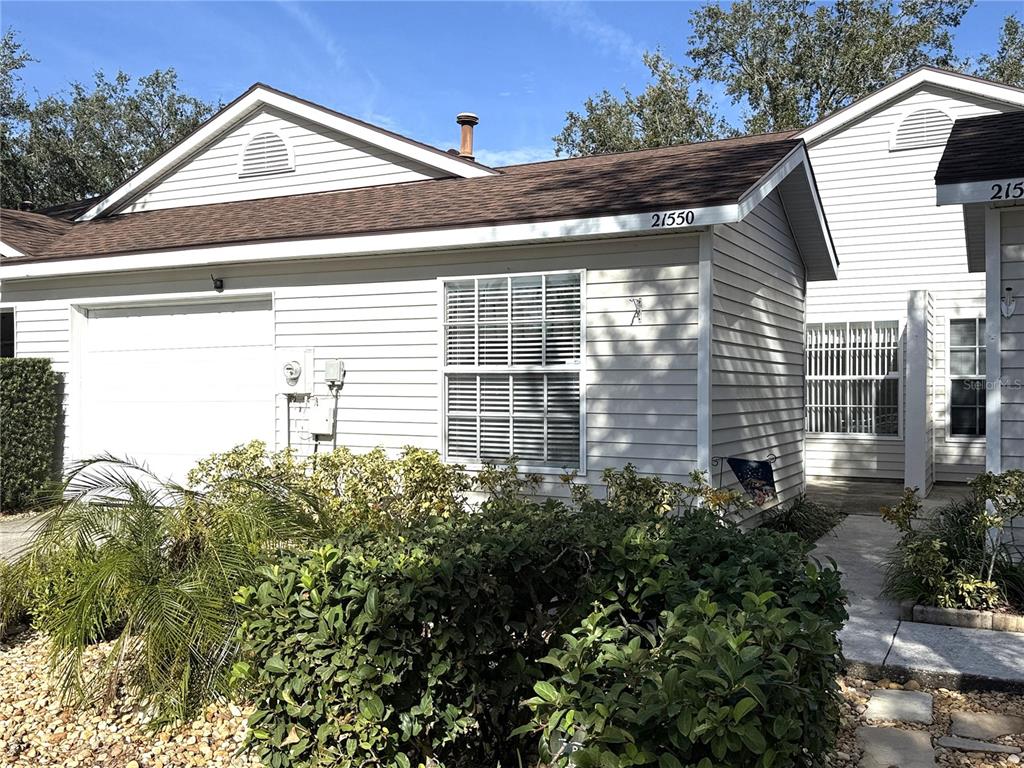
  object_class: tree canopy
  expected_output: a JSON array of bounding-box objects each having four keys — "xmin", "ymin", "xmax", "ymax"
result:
[
  {"xmin": 1, "ymin": 31, "xmax": 217, "ymax": 209},
  {"xmin": 556, "ymin": 1, "xmax": 1024, "ymax": 156}
]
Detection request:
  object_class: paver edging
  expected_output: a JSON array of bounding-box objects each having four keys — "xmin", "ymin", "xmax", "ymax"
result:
[{"xmin": 899, "ymin": 603, "xmax": 1024, "ymax": 633}]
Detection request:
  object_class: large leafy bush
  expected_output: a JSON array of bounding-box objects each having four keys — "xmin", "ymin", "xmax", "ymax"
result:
[
  {"xmin": 0, "ymin": 357, "xmax": 61, "ymax": 512},
  {"xmin": 236, "ymin": 467, "xmax": 845, "ymax": 768},
  {"xmin": 882, "ymin": 472, "xmax": 1024, "ymax": 611},
  {"xmin": 5, "ymin": 443, "xmax": 473, "ymax": 722}
]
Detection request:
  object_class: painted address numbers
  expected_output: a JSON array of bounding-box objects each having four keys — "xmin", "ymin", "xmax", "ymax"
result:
[
  {"xmin": 991, "ymin": 180, "xmax": 1024, "ymax": 200},
  {"xmin": 650, "ymin": 210, "xmax": 696, "ymax": 228}
]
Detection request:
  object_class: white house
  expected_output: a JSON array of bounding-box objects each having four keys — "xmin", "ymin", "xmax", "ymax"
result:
[
  {"xmin": 795, "ymin": 68, "xmax": 1024, "ymax": 494},
  {"xmin": 934, "ymin": 110, "xmax": 1024, "ymax": 474},
  {"xmin": 0, "ymin": 83, "xmax": 836, "ymax": 506}
]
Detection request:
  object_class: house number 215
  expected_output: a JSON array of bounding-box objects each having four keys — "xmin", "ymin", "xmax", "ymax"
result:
[{"xmin": 991, "ymin": 181, "xmax": 1024, "ymax": 200}]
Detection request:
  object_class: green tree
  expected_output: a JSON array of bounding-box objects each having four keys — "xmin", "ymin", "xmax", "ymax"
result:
[
  {"xmin": 556, "ymin": 0, "xmax": 978, "ymax": 155},
  {"xmin": 975, "ymin": 14, "xmax": 1024, "ymax": 87},
  {"xmin": 687, "ymin": 0, "xmax": 972, "ymax": 134},
  {"xmin": 0, "ymin": 29, "xmax": 34, "ymax": 209},
  {"xmin": 1, "ymin": 31, "xmax": 217, "ymax": 209},
  {"xmin": 554, "ymin": 51, "xmax": 732, "ymax": 157}
]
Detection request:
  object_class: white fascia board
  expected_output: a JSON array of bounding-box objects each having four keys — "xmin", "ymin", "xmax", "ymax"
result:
[
  {"xmin": 937, "ymin": 178, "xmax": 1024, "ymax": 206},
  {"xmin": 0, "ymin": 241, "xmax": 28, "ymax": 259},
  {"xmin": 797, "ymin": 69, "xmax": 1024, "ymax": 146},
  {"xmin": 78, "ymin": 87, "xmax": 495, "ymax": 222},
  {"xmin": 737, "ymin": 144, "xmax": 839, "ymax": 277},
  {"xmin": 0, "ymin": 204, "xmax": 738, "ymax": 280}
]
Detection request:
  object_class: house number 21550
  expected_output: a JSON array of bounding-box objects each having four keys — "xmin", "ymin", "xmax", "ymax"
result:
[{"xmin": 650, "ymin": 210, "xmax": 695, "ymax": 227}]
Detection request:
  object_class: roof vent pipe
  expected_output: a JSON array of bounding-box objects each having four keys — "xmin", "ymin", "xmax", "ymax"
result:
[{"xmin": 456, "ymin": 112, "xmax": 479, "ymax": 160}]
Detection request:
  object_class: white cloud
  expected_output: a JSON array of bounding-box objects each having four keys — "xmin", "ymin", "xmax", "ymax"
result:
[
  {"xmin": 474, "ymin": 146, "xmax": 557, "ymax": 167},
  {"xmin": 531, "ymin": 1, "xmax": 645, "ymax": 64}
]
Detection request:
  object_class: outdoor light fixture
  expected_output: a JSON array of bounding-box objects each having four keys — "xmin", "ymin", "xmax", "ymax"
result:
[
  {"xmin": 1002, "ymin": 285, "xmax": 1016, "ymax": 319},
  {"xmin": 211, "ymin": 274, "xmax": 224, "ymax": 293}
]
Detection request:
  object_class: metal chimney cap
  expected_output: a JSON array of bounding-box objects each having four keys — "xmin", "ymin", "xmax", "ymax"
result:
[{"xmin": 456, "ymin": 112, "xmax": 479, "ymax": 126}]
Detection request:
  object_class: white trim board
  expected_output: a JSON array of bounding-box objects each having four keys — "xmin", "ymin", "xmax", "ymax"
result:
[
  {"xmin": 985, "ymin": 206, "xmax": 1002, "ymax": 472},
  {"xmin": 77, "ymin": 85, "xmax": 497, "ymax": 221},
  {"xmin": 0, "ymin": 147, "xmax": 838, "ymax": 283},
  {"xmin": 937, "ymin": 178, "xmax": 1024, "ymax": 206},
  {"xmin": 797, "ymin": 67, "xmax": 1024, "ymax": 146}
]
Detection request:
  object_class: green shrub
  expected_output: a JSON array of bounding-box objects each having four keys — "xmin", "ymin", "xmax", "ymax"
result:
[
  {"xmin": 236, "ymin": 466, "xmax": 845, "ymax": 768},
  {"xmin": 763, "ymin": 493, "xmax": 844, "ymax": 544},
  {"xmin": 882, "ymin": 478, "xmax": 1023, "ymax": 611},
  {"xmin": 188, "ymin": 441, "xmax": 471, "ymax": 530},
  {"xmin": 0, "ymin": 357, "xmax": 61, "ymax": 512},
  {"xmin": 19, "ymin": 455, "xmax": 335, "ymax": 722}
]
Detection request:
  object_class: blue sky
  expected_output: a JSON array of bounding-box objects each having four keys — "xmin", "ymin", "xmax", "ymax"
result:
[{"xmin": 2, "ymin": 1, "xmax": 1016, "ymax": 166}]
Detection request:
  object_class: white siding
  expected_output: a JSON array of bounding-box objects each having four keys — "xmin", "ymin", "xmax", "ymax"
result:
[
  {"xmin": 122, "ymin": 106, "xmax": 447, "ymax": 213},
  {"xmin": 1002, "ymin": 208, "xmax": 1024, "ymax": 470},
  {"xmin": 1, "ymin": 235, "xmax": 700, "ymax": 492},
  {"xmin": 710, "ymin": 191, "xmax": 806, "ymax": 508},
  {"xmin": 807, "ymin": 85, "xmax": 1012, "ymax": 483}
]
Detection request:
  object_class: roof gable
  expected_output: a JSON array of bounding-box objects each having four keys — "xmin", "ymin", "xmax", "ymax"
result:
[
  {"xmin": 78, "ymin": 83, "xmax": 497, "ymax": 221},
  {"xmin": 120, "ymin": 105, "xmax": 454, "ymax": 214},
  {"xmin": 797, "ymin": 67, "xmax": 1024, "ymax": 146}
]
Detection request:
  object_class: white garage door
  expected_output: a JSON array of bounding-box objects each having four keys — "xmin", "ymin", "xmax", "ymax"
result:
[{"xmin": 79, "ymin": 299, "xmax": 275, "ymax": 480}]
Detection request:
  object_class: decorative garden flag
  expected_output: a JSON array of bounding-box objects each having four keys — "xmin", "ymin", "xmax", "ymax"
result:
[{"xmin": 726, "ymin": 457, "xmax": 778, "ymax": 505}]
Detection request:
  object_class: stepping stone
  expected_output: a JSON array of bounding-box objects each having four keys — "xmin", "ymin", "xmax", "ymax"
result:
[
  {"xmin": 865, "ymin": 689, "xmax": 934, "ymax": 724},
  {"xmin": 951, "ymin": 711, "xmax": 1024, "ymax": 740},
  {"xmin": 857, "ymin": 727, "xmax": 935, "ymax": 768},
  {"xmin": 936, "ymin": 736, "xmax": 1022, "ymax": 754}
]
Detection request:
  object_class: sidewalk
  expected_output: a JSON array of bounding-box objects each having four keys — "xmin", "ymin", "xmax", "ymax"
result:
[
  {"xmin": 813, "ymin": 512, "xmax": 1024, "ymax": 692},
  {"xmin": 0, "ymin": 512, "xmax": 40, "ymax": 563}
]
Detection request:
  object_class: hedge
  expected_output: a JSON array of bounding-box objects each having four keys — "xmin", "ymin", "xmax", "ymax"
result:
[
  {"xmin": 235, "ymin": 469, "xmax": 846, "ymax": 768},
  {"xmin": 0, "ymin": 358, "xmax": 61, "ymax": 512}
]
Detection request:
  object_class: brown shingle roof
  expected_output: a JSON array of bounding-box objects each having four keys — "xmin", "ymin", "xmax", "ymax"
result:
[
  {"xmin": 7, "ymin": 131, "xmax": 800, "ymax": 262},
  {"xmin": 0, "ymin": 208, "xmax": 73, "ymax": 257}
]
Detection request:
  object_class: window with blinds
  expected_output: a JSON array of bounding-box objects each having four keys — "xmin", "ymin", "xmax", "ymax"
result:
[
  {"xmin": 949, "ymin": 318, "xmax": 986, "ymax": 437},
  {"xmin": 806, "ymin": 320, "xmax": 900, "ymax": 435},
  {"xmin": 443, "ymin": 272, "xmax": 583, "ymax": 469}
]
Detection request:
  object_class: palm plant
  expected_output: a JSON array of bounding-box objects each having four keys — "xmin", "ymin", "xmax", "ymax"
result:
[{"xmin": 15, "ymin": 454, "xmax": 331, "ymax": 723}]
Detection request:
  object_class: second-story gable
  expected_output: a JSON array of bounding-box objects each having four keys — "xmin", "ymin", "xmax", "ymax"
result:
[{"xmin": 804, "ymin": 83, "xmax": 1014, "ymax": 317}]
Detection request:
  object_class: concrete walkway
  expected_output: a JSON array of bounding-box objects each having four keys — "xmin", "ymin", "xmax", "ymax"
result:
[
  {"xmin": 0, "ymin": 513, "xmax": 41, "ymax": 563},
  {"xmin": 811, "ymin": 495, "xmax": 1024, "ymax": 692}
]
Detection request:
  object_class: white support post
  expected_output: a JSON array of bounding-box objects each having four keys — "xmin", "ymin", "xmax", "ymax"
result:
[
  {"xmin": 904, "ymin": 290, "xmax": 931, "ymax": 494},
  {"xmin": 697, "ymin": 228, "xmax": 714, "ymax": 479},
  {"xmin": 985, "ymin": 206, "xmax": 1002, "ymax": 473}
]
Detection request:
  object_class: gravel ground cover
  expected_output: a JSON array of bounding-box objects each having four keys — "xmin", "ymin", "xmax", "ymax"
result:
[
  {"xmin": 830, "ymin": 676, "xmax": 1024, "ymax": 767},
  {"xmin": 4, "ymin": 629, "xmax": 1023, "ymax": 767},
  {"xmin": 0, "ymin": 630, "xmax": 258, "ymax": 768}
]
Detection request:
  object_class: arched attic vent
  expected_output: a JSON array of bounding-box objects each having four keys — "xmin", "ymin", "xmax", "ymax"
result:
[
  {"xmin": 891, "ymin": 108, "xmax": 954, "ymax": 151},
  {"xmin": 239, "ymin": 131, "xmax": 294, "ymax": 177}
]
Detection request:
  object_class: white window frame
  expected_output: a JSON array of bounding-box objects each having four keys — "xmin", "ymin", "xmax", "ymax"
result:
[
  {"xmin": 438, "ymin": 268, "xmax": 587, "ymax": 475},
  {"xmin": 805, "ymin": 317, "xmax": 904, "ymax": 439},
  {"xmin": 946, "ymin": 314, "xmax": 986, "ymax": 442}
]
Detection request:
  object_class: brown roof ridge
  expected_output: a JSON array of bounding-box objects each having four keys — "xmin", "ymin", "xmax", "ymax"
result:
[{"xmin": 497, "ymin": 129, "xmax": 800, "ymax": 171}]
